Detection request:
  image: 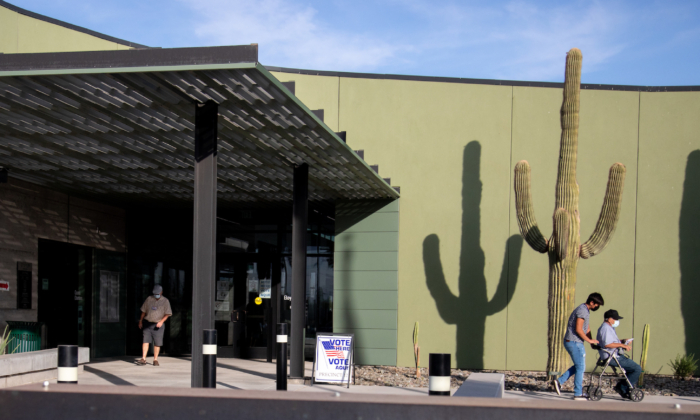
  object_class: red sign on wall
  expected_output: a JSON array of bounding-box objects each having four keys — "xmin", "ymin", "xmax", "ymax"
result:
[{"xmin": 0, "ymin": 281, "xmax": 9, "ymax": 291}]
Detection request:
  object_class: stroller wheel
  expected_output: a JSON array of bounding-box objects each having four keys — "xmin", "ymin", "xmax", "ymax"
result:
[
  {"xmin": 588, "ymin": 387, "xmax": 603, "ymax": 401},
  {"xmin": 629, "ymin": 388, "xmax": 644, "ymax": 402}
]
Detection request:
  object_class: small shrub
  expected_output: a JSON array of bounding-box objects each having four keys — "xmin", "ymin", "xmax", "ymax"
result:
[
  {"xmin": 669, "ymin": 353, "xmax": 699, "ymax": 380},
  {"xmin": 0, "ymin": 326, "xmax": 18, "ymax": 355}
]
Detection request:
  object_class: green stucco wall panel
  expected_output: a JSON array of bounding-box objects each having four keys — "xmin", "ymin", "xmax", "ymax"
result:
[
  {"xmin": 335, "ymin": 251, "xmax": 398, "ymax": 271},
  {"xmin": 333, "ymin": 290, "xmax": 398, "ymax": 311},
  {"xmin": 635, "ymin": 91, "xmax": 700, "ymax": 375},
  {"xmin": 0, "ymin": 5, "xmax": 134, "ymax": 54},
  {"xmin": 0, "ymin": 6, "xmax": 18, "ymax": 54},
  {"xmin": 335, "ymin": 232, "xmax": 400, "ymax": 252},
  {"xmin": 337, "ymin": 212, "xmax": 399, "ymax": 233},
  {"xmin": 334, "ymin": 200, "xmax": 399, "ymax": 367},
  {"xmin": 334, "ymin": 270, "xmax": 400, "ymax": 291},
  {"xmin": 333, "ymin": 309, "xmax": 398, "ymax": 330}
]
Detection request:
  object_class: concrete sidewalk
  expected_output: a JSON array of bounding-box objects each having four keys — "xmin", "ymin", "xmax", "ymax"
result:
[{"xmin": 44, "ymin": 356, "xmax": 700, "ymax": 406}]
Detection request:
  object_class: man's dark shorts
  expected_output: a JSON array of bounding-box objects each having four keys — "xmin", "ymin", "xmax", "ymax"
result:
[{"xmin": 142, "ymin": 321, "xmax": 164, "ymax": 347}]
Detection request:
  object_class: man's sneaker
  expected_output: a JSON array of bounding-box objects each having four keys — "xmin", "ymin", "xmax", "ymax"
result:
[
  {"xmin": 573, "ymin": 395, "xmax": 588, "ymax": 401},
  {"xmin": 552, "ymin": 380, "xmax": 561, "ymax": 396},
  {"xmin": 135, "ymin": 358, "xmax": 146, "ymax": 365},
  {"xmin": 153, "ymin": 360, "xmax": 160, "ymax": 366}
]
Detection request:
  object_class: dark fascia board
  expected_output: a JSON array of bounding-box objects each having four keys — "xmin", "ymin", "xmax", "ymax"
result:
[
  {"xmin": 0, "ymin": 0, "xmax": 149, "ymax": 49},
  {"xmin": 265, "ymin": 66, "xmax": 700, "ymax": 93},
  {"xmin": 0, "ymin": 45, "xmax": 259, "ymax": 72}
]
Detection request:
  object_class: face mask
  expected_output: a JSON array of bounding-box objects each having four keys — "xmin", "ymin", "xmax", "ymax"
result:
[
  {"xmin": 154, "ymin": 294, "xmax": 161, "ymax": 299},
  {"xmin": 612, "ymin": 320, "xmax": 620, "ymax": 328}
]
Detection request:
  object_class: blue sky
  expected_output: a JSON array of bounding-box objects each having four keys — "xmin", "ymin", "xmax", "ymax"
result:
[{"xmin": 9, "ymin": 0, "xmax": 700, "ymax": 85}]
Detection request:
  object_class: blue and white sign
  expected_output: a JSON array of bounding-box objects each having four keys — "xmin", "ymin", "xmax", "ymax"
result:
[{"xmin": 314, "ymin": 334, "xmax": 353, "ymax": 384}]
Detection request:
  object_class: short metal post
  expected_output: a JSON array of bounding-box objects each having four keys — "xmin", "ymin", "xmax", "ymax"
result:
[
  {"xmin": 428, "ymin": 353, "xmax": 451, "ymax": 396},
  {"xmin": 57, "ymin": 345, "xmax": 78, "ymax": 384},
  {"xmin": 277, "ymin": 323, "xmax": 288, "ymax": 391},
  {"xmin": 203, "ymin": 329, "xmax": 217, "ymax": 388}
]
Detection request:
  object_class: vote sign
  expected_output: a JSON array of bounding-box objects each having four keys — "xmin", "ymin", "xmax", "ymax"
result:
[{"xmin": 314, "ymin": 334, "xmax": 353, "ymax": 384}]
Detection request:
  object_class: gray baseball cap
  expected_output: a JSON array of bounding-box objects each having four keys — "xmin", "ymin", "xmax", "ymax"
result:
[{"xmin": 153, "ymin": 285, "xmax": 163, "ymax": 294}]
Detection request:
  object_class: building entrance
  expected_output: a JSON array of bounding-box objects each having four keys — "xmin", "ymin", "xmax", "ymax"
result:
[
  {"xmin": 37, "ymin": 239, "xmax": 127, "ymax": 358},
  {"xmin": 37, "ymin": 239, "xmax": 93, "ymax": 349}
]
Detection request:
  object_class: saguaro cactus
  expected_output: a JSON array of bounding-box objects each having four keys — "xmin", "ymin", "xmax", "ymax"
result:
[{"xmin": 514, "ymin": 48, "xmax": 626, "ymax": 377}]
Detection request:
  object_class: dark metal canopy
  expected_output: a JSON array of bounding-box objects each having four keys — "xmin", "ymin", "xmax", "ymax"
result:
[{"xmin": 0, "ymin": 45, "xmax": 398, "ymax": 205}]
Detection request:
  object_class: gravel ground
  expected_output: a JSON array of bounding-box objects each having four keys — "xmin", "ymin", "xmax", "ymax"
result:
[{"xmin": 353, "ymin": 366, "xmax": 700, "ymax": 397}]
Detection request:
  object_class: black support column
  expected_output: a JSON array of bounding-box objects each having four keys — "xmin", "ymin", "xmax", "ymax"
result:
[
  {"xmin": 191, "ymin": 100, "xmax": 218, "ymax": 388},
  {"xmin": 290, "ymin": 163, "xmax": 308, "ymax": 378}
]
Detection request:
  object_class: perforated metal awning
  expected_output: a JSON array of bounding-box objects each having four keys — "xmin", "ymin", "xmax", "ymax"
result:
[{"xmin": 0, "ymin": 46, "xmax": 398, "ymax": 205}]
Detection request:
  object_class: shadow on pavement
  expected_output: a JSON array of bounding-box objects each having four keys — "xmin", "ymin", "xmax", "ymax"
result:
[{"xmin": 84, "ymin": 365, "xmax": 136, "ymax": 386}]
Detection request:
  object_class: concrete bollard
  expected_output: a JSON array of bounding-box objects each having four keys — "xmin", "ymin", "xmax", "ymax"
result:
[
  {"xmin": 58, "ymin": 345, "xmax": 79, "ymax": 384},
  {"xmin": 203, "ymin": 329, "xmax": 217, "ymax": 388},
  {"xmin": 276, "ymin": 323, "xmax": 288, "ymax": 391},
  {"xmin": 428, "ymin": 353, "xmax": 451, "ymax": 396}
]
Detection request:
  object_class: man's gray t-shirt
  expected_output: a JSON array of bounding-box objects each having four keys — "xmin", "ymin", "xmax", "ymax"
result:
[
  {"xmin": 596, "ymin": 322, "xmax": 621, "ymax": 359},
  {"xmin": 564, "ymin": 303, "xmax": 590, "ymax": 343}
]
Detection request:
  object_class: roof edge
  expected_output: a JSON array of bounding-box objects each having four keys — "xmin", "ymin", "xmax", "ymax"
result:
[
  {"xmin": 0, "ymin": 45, "xmax": 259, "ymax": 72},
  {"xmin": 0, "ymin": 0, "xmax": 149, "ymax": 49},
  {"xmin": 265, "ymin": 66, "xmax": 700, "ymax": 93}
]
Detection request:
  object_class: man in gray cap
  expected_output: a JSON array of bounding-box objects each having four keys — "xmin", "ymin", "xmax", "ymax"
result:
[{"xmin": 137, "ymin": 285, "xmax": 172, "ymax": 366}]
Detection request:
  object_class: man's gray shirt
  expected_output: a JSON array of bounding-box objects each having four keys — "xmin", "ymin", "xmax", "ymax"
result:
[
  {"xmin": 564, "ymin": 303, "xmax": 590, "ymax": 343},
  {"xmin": 597, "ymin": 322, "xmax": 621, "ymax": 359}
]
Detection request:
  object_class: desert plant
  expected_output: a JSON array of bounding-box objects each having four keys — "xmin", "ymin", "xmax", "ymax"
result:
[
  {"xmin": 638, "ymin": 324, "xmax": 650, "ymax": 386},
  {"xmin": 0, "ymin": 326, "xmax": 18, "ymax": 355},
  {"xmin": 413, "ymin": 322, "xmax": 420, "ymax": 378},
  {"xmin": 669, "ymin": 353, "xmax": 698, "ymax": 380},
  {"xmin": 514, "ymin": 48, "xmax": 626, "ymax": 378}
]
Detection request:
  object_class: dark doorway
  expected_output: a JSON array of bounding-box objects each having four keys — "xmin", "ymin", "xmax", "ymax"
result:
[{"xmin": 37, "ymin": 239, "xmax": 93, "ymax": 349}]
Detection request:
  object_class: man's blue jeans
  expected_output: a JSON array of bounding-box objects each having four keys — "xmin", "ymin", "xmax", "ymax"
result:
[
  {"xmin": 558, "ymin": 341, "xmax": 586, "ymax": 396},
  {"xmin": 609, "ymin": 354, "xmax": 642, "ymax": 393}
]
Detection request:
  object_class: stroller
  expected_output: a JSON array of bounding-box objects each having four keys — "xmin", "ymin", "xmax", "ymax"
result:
[{"xmin": 585, "ymin": 344, "xmax": 644, "ymax": 402}]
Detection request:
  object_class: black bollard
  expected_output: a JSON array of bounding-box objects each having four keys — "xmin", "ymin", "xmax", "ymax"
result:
[
  {"xmin": 428, "ymin": 353, "xmax": 451, "ymax": 396},
  {"xmin": 203, "ymin": 329, "xmax": 217, "ymax": 388},
  {"xmin": 57, "ymin": 345, "xmax": 78, "ymax": 384},
  {"xmin": 276, "ymin": 323, "xmax": 288, "ymax": 391}
]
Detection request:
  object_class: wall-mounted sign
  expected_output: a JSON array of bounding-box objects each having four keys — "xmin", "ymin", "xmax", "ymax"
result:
[
  {"xmin": 16, "ymin": 262, "xmax": 32, "ymax": 309},
  {"xmin": 215, "ymin": 301, "xmax": 230, "ymax": 312},
  {"xmin": 248, "ymin": 279, "xmax": 259, "ymax": 293},
  {"xmin": 0, "ymin": 281, "xmax": 9, "ymax": 291},
  {"xmin": 260, "ymin": 279, "xmax": 271, "ymax": 299},
  {"xmin": 313, "ymin": 333, "xmax": 354, "ymax": 386}
]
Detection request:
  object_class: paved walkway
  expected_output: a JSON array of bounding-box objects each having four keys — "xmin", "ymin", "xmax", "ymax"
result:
[{"xmin": 50, "ymin": 356, "xmax": 700, "ymax": 406}]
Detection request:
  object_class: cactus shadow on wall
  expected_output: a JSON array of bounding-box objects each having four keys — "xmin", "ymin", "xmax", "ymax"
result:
[
  {"xmin": 680, "ymin": 150, "xmax": 700, "ymax": 358},
  {"xmin": 423, "ymin": 141, "xmax": 523, "ymax": 369}
]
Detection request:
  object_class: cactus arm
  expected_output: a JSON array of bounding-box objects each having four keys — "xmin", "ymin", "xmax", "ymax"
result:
[
  {"xmin": 580, "ymin": 163, "xmax": 626, "ymax": 259},
  {"xmin": 514, "ymin": 160, "xmax": 549, "ymax": 253},
  {"xmin": 553, "ymin": 208, "xmax": 571, "ymax": 261}
]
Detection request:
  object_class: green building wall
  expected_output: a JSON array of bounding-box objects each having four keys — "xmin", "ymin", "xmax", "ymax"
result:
[
  {"xmin": 273, "ymin": 70, "xmax": 700, "ymax": 374},
  {"xmin": 0, "ymin": 3, "xmax": 136, "ymax": 54},
  {"xmin": 334, "ymin": 200, "xmax": 400, "ymax": 366}
]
